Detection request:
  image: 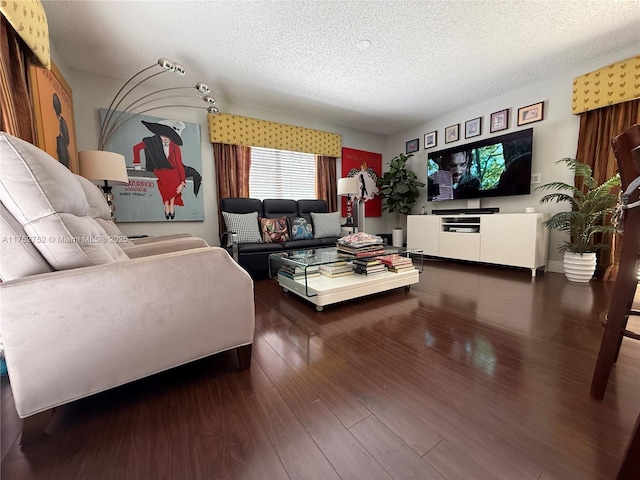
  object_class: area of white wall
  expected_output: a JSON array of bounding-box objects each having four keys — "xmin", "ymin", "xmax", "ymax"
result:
[
  {"xmin": 66, "ymin": 68, "xmax": 387, "ymax": 246},
  {"xmin": 386, "ymin": 45, "xmax": 639, "ymax": 271}
]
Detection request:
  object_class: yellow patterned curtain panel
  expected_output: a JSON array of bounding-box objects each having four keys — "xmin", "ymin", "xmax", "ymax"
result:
[
  {"xmin": 572, "ymin": 55, "xmax": 640, "ymax": 114},
  {"xmin": 208, "ymin": 113, "xmax": 342, "ymax": 157},
  {"xmin": 0, "ymin": 0, "xmax": 50, "ymax": 69}
]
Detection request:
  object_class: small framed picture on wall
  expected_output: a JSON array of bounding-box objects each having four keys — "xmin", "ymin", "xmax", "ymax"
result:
[
  {"xmin": 490, "ymin": 109, "xmax": 509, "ymax": 133},
  {"xmin": 517, "ymin": 102, "xmax": 544, "ymax": 126},
  {"xmin": 424, "ymin": 131, "xmax": 437, "ymax": 149},
  {"xmin": 445, "ymin": 124, "xmax": 459, "ymax": 143},
  {"xmin": 406, "ymin": 138, "xmax": 419, "ymax": 154},
  {"xmin": 464, "ymin": 117, "xmax": 481, "ymax": 139}
]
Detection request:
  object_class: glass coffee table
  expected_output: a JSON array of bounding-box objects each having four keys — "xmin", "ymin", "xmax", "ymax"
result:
[{"xmin": 268, "ymin": 246, "xmax": 422, "ymax": 311}]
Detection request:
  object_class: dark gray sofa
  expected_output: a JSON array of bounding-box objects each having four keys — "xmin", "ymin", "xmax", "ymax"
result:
[{"xmin": 220, "ymin": 198, "xmax": 340, "ymax": 276}]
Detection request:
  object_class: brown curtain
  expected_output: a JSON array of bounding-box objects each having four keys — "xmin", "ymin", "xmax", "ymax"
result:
[
  {"xmin": 575, "ymin": 99, "xmax": 640, "ymax": 278},
  {"xmin": 213, "ymin": 142, "xmax": 251, "ymax": 238},
  {"xmin": 316, "ymin": 155, "xmax": 337, "ymax": 211},
  {"xmin": 0, "ymin": 15, "xmax": 35, "ymax": 142}
]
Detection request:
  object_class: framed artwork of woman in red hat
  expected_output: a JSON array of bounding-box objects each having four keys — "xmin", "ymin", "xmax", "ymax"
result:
[
  {"xmin": 132, "ymin": 119, "xmax": 189, "ymax": 219},
  {"xmin": 100, "ymin": 110, "xmax": 204, "ymax": 222}
]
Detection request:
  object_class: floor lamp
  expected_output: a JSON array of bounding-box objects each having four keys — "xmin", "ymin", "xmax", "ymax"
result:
[{"xmin": 337, "ymin": 177, "xmax": 358, "ymax": 229}]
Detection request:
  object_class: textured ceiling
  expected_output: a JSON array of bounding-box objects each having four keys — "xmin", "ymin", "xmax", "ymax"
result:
[{"xmin": 42, "ymin": 0, "xmax": 640, "ymax": 136}]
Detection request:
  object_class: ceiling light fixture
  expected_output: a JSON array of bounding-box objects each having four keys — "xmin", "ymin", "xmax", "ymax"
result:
[
  {"xmin": 356, "ymin": 39, "xmax": 371, "ymax": 51},
  {"xmin": 98, "ymin": 58, "xmax": 219, "ymax": 150}
]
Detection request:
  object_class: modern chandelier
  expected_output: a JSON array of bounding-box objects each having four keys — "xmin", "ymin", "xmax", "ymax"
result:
[{"xmin": 98, "ymin": 57, "xmax": 219, "ymax": 150}]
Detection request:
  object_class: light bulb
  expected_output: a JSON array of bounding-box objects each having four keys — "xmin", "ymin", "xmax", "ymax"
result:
[
  {"xmin": 174, "ymin": 64, "xmax": 186, "ymax": 76},
  {"xmin": 196, "ymin": 83, "xmax": 210, "ymax": 93},
  {"xmin": 203, "ymin": 95, "xmax": 216, "ymax": 104},
  {"xmin": 157, "ymin": 58, "xmax": 174, "ymax": 70}
]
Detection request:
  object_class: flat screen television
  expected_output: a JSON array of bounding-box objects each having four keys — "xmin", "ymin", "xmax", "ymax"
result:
[{"xmin": 427, "ymin": 128, "xmax": 533, "ymax": 201}]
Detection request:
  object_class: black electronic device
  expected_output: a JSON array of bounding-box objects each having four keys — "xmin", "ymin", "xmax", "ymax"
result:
[
  {"xmin": 431, "ymin": 207, "xmax": 500, "ymax": 215},
  {"xmin": 427, "ymin": 128, "xmax": 533, "ymax": 202}
]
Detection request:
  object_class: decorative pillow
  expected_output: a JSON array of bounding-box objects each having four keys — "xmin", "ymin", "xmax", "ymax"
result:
[
  {"xmin": 289, "ymin": 216, "xmax": 314, "ymax": 240},
  {"xmin": 311, "ymin": 211, "xmax": 342, "ymax": 238},
  {"xmin": 222, "ymin": 211, "xmax": 263, "ymax": 244},
  {"xmin": 260, "ymin": 216, "xmax": 290, "ymax": 243}
]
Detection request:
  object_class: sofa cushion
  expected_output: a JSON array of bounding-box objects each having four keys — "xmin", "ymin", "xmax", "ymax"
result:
[
  {"xmin": 259, "ymin": 216, "xmax": 290, "ymax": 243},
  {"xmin": 0, "ymin": 133, "xmax": 129, "ymax": 270},
  {"xmin": 298, "ymin": 199, "xmax": 329, "ymax": 215},
  {"xmin": 289, "ymin": 216, "xmax": 314, "ymax": 240},
  {"xmin": 237, "ymin": 242, "xmax": 284, "ymax": 253},
  {"xmin": 75, "ymin": 174, "xmax": 135, "ymax": 247},
  {"xmin": 75, "ymin": 174, "xmax": 111, "ymax": 220},
  {"xmin": 262, "ymin": 199, "xmax": 297, "ymax": 218},
  {"xmin": 221, "ymin": 197, "xmax": 263, "ymax": 215},
  {"xmin": 0, "ymin": 202, "xmax": 53, "ymax": 281},
  {"xmin": 311, "ymin": 212, "xmax": 342, "ymax": 238},
  {"xmin": 222, "ymin": 211, "xmax": 263, "ymax": 244}
]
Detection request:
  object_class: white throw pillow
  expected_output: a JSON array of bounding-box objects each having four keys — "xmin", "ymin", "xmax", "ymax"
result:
[
  {"xmin": 222, "ymin": 211, "xmax": 263, "ymax": 244},
  {"xmin": 311, "ymin": 211, "xmax": 342, "ymax": 238}
]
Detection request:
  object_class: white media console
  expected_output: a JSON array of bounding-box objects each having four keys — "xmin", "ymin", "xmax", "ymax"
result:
[{"xmin": 407, "ymin": 213, "xmax": 549, "ymax": 276}]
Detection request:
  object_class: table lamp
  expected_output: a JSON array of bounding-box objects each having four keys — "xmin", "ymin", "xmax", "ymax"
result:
[
  {"xmin": 78, "ymin": 150, "xmax": 129, "ymax": 220},
  {"xmin": 337, "ymin": 177, "xmax": 359, "ymax": 227}
]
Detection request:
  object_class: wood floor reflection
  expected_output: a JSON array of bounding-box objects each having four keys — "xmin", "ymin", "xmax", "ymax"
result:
[{"xmin": 2, "ymin": 260, "xmax": 639, "ymax": 480}]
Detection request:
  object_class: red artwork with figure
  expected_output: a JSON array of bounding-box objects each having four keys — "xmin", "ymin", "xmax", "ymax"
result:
[{"xmin": 341, "ymin": 147, "xmax": 382, "ymax": 217}]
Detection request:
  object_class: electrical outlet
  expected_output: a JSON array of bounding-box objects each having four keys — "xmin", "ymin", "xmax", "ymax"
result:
[{"xmin": 531, "ymin": 173, "xmax": 541, "ymax": 184}]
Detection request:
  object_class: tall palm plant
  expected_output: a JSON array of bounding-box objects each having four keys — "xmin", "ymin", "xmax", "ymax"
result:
[{"xmin": 537, "ymin": 157, "xmax": 620, "ymax": 254}]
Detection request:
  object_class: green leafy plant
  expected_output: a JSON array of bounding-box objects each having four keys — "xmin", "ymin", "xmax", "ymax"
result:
[
  {"xmin": 376, "ymin": 153, "xmax": 425, "ymax": 228},
  {"xmin": 537, "ymin": 157, "xmax": 620, "ymax": 254}
]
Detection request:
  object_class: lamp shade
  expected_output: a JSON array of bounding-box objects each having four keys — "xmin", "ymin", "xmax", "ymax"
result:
[
  {"xmin": 337, "ymin": 177, "xmax": 358, "ymax": 196},
  {"xmin": 78, "ymin": 150, "xmax": 129, "ymax": 185}
]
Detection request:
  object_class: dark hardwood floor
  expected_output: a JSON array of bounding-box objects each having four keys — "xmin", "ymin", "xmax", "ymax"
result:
[{"xmin": 2, "ymin": 260, "xmax": 639, "ymax": 480}]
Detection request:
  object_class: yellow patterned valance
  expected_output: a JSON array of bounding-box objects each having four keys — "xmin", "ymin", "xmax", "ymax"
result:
[
  {"xmin": 572, "ymin": 55, "xmax": 640, "ymax": 114},
  {"xmin": 208, "ymin": 113, "xmax": 342, "ymax": 157},
  {"xmin": 0, "ymin": 0, "xmax": 50, "ymax": 68}
]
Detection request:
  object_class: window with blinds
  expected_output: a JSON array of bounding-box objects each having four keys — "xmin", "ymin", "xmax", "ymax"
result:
[{"xmin": 249, "ymin": 147, "xmax": 316, "ymax": 200}]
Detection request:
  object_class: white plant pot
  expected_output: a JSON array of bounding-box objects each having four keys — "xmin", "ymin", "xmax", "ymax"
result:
[
  {"xmin": 392, "ymin": 228, "xmax": 404, "ymax": 247},
  {"xmin": 563, "ymin": 252, "xmax": 597, "ymax": 283}
]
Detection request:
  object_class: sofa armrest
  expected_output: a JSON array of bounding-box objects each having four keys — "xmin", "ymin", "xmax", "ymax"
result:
[
  {"xmin": 0, "ymin": 247, "xmax": 255, "ymax": 418},
  {"xmin": 123, "ymin": 236, "xmax": 209, "ymax": 258},
  {"xmin": 221, "ymin": 231, "xmax": 239, "ymax": 261}
]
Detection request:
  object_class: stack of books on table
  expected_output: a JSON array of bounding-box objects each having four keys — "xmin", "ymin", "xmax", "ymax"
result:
[
  {"xmin": 336, "ymin": 232, "xmax": 386, "ymax": 258},
  {"xmin": 376, "ymin": 254, "xmax": 415, "ymax": 273},
  {"xmin": 319, "ymin": 260, "xmax": 354, "ymax": 278},
  {"xmin": 352, "ymin": 258, "xmax": 386, "ymax": 276},
  {"xmin": 278, "ymin": 264, "xmax": 320, "ymax": 281}
]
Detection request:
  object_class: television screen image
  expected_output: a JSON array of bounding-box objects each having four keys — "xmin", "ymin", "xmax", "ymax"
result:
[{"xmin": 427, "ymin": 128, "xmax": 533, "ymax": 201}]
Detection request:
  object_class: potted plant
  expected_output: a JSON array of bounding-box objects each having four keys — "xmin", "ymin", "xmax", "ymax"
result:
[
  {"xmin": 537, "ymin": 157, "xmax": 620, "ymax": 283},
  {"xmin": 376, "ymin": 152, "xmax": 425, "ymax": 247}
]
